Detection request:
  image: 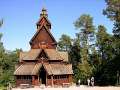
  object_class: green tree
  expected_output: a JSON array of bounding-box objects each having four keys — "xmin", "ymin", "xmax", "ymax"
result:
[
  {"xmin": 73, "ymin": 14, "xmax": 95, "ymax": 83},
  {"xmin": 0, "ymin": 19, "xmax": 3, "ymax": 27},
  {"xmin": 74, "ymin": 14, "xmax": 95, "ymax": 62},
  {"xmin": 103, "ymin": 0, "xmax": 120, "ymax": 56},
  {"xmin": 103, "ymin": 0, "xmax": 120, "ymax": 37},
  {"xmin": 0, "ymin": 33, "xmax": 5, "ymax": 79},
  {"xmin": 94, "ymin": 25, "xmax": 120, "ymax": 85},
  {"xmin": 69, "ymin": 35, "xmax": 81, "ymax": 82},
  {"xmin": 96, "ymin": 25, "xmax": 113, "ymax": 61},
  {"xmin": 102, "ymin": 0, "xmax": 120, "ymax": 85},
  {"xmin": 0, "ymin": 34, "xmax": 19, "ymax": 86},
  {"xmin": 57, "ymin": 34, "xmax": 72, "ymax": 51}
]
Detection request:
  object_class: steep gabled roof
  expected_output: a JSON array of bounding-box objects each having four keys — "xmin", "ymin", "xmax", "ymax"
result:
[
  {"xmin": 29, "ymin": 25, "xmax": 57, "ymax": 45},
  {"xmin": 36, "ymin": 16, "xmax": 51, "ymax": 26}
]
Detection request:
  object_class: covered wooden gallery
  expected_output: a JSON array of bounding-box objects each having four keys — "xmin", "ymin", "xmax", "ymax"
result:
[{"xmin": 14, "ymin": 8, "xmax": 73, "ymax": 86}]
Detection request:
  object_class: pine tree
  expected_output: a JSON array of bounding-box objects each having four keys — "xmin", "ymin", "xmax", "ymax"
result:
[{"xmin": 103, "ymin": 0, "xmax": 120, "ymax": 38}]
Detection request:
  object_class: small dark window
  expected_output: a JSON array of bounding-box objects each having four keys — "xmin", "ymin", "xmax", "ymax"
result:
[
  {"xmin": 60, "ymin": 75, "xmax": 67, "ymax": 79},
  {"xmin": 35, "ymin": 76, "xmax": 38, "ymax": 79},
  {"xmin": 54, "ymin": 76, "xmax": 57, "ymax": 79},
  {"xmin": 47, "ymin": 76, "xmax": 51, "ymax": 79}
]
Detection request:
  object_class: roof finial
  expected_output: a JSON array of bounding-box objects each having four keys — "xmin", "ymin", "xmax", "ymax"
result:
[{"xmin": 40, "ymin": 0, "xmax": 48, "ymax": 17}]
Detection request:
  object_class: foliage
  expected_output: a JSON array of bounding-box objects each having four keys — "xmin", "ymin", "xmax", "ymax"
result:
[
  {"xmin": 0, "ymin": 85, "xmax": 6, "ymax": 90},
  {"xmin": 69, "ymin": 38, "xmax": 81, "ymax": 82},
  {"xmin": 0, "ymin": 19, "xmax": 3, "ymax": 27},
  {"xmin": 74, "ymin": 14, "xmax": 95, "ymax": 62},
  {"xmin": 100, "ymin": 0, "xmax": 120, "ymax": 85},
  {"xmin": 103, "ymin": 0, "xmax": 120, "ymax": 37},
  {"xmin": 0, "ymin": 34, "xmax": 19, "ymax": 86},
  {"xmin": 57, "ymin": 34, "xmax": 72, "ymax": 51},
  {"xmin": 71, "ymin": 14, "xmax": 96, "ymax": 83},
  {"xmin": 96, "ymin": 25, "xmax": 113, "ymax": 61},
  {"xmin": 77, "ymin": 61, "xmax": 92, "ymax": 84},
  {"xmin": 74, "ymin": 14, "xmax": 95, "ymax": 34},
  {"xmin": 94, "ymin": 54, "xmax": 120, "ymax": 86}
]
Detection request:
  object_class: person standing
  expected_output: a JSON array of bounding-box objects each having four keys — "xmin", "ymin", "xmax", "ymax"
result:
[
  {"xmin": 87, "ymin": 78, "xmax": 90, "ymax": 86},
  {"xmin": 78, "ymin": 79, "xmax": 81, "ymax": 86},
  {"xmin": 91, "ymin": 77, "xmax": 94, "ymax": 86}
]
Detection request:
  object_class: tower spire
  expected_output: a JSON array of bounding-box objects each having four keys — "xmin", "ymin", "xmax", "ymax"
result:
[
  {"xmin": 40, "ymin": 0, "xmax": 48, "ymax": 17},
  {"xmin": 40, "ymin": 7, "xmax": 48, "ymax": 17}
]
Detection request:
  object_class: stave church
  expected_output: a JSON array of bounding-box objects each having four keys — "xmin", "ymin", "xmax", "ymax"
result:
[{"xmin": 14, "ymin": 7, "xmax": 73, "ymax": 87}]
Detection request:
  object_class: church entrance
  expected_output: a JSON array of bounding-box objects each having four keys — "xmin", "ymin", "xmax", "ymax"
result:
[{"xmin": 39, "ymin": 66, "xmax": 46, "ymax": 85}]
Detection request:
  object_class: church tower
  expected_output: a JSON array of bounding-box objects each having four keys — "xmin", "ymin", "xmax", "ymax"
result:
[{"xmin": 30, "ymin": 8, "xmax": 57, "ymax": 49}]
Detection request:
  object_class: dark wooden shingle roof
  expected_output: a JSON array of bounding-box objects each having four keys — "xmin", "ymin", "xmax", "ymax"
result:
[
  {"xmin": 20, "ymin": 49, "xmax": 68, "ymax": 62},
  {"xmin": 14, "ymin": 63, "xmax": 42, "ymax": 75},
  {"xmin": 14, "ymin": 63, "xmax": 73, "ymax": 75},
  {"xmin": 44, "ymin": 63, "xmax": 73, "ymax": 75}
]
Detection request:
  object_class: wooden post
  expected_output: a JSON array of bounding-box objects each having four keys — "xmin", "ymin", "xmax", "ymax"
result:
[
  {"xmin": 51, "ymin": 75, "xmax": 54, "ymax": 87},
  {"xmin": 38, "ymin": 75, "xmax": 40, "ymax": 85},
  {"xmin": 32, "ymin": 76, "xmax": 35, "ymax": 85}
]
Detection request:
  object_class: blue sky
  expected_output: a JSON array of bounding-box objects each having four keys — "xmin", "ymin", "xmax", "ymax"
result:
[{"xmin": 0, "ymin": 0, "xmax": 113, "ymax": 51}]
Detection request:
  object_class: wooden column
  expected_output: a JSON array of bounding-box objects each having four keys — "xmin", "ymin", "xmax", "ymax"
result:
[
  {"xmin": 51, "ymin": 75, "xmax": 54, "ymax": 87},
  {"xmin": 69, "ymin": 75, "xmax": 72, "ymax": 84},
  {"xmin": 32, "ymin": 76, "xmax": 35, "ymax": 85},
  {"xmin": 38, "ymin": 75, "xmax": 40, "ymax": 85}
]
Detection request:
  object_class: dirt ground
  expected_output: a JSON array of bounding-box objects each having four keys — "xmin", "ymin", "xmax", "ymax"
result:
[{"xmin": 12, "ymin": 85, "xmax": 120, "ymax": 90}]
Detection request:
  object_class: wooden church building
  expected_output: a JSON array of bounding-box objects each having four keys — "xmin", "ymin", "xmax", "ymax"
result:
[{"xmin": 14, "ymin": 8, "xmax": 73, "ymax": 87}]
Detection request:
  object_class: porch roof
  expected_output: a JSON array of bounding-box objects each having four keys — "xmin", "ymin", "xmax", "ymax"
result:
[
  {"xmin": 44, "ymin": 64, "xmax": 73, "ymax": 75},
  {"xmin": 14, "ymin": 63, "xmax": 73, "ymax": 75},
  {"xmin": 20, "ymin": 49, "xmax": 68, "ymax": 61},
  {"xmin": 14, "ymin": 63, "xmax": 42, "ymax": 75}
]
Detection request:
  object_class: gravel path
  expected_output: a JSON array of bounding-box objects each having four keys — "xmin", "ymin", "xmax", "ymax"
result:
[{"xmin": 12, "ymin": 85, "xmax": 120, "ymax": 90}]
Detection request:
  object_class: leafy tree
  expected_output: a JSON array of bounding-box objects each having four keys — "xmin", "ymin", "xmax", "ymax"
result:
[
  {"xmin": 74, "ymin": 14, "xmax": 95, "ymax": 62},
  {"xmin": 73, "ymin": 14, "xmax": 95, "ymax": 83},
  {"xmin": 96, "ymin": 25, "xmax": 113, "ymax": 61},
  {"xmin": 94, "ymin": 54, "xmax": 120, "ymax": 86},
  {"xmin": 69, "ymin": 35, "xmax": 81, "ymax": 82},
  {"xmin": 103, "ymin": 0, "xmax": 120, "ymax": 37},
  {"xmin": 0, "ymin": 33, "xmax": 4, "ymax": 53},
  {"xmin": 103, "ymin": 0, "xmax": 120, "ymax": 60},
  {"xmin": 0, "ymin": 33, "xmax": 5, "ymax": 79},
  {"xmin": 57, "ymin": 34, "xmax": 72, "ymax": 51},
  {"xmin": 89, "ymin": 46, "xmax": 101, "ymax": 75},
  {"xmin": 0, "ymin": 19, "xmax": 3, "ymax": 27},
  {"xmin": 0, "ymin": 34, "xmax": 19, "ymax": 86}
]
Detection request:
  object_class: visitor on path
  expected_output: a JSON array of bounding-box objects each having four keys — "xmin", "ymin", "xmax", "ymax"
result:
[
  {"xmin": 78, "ymin": 79, "xmax": 81, "ymax": 86},
  {"xmin": 87, "ymin": 78, "xmax": 90, "ymax": 86},
  {"xmin": 91, "ymin": 77, "xmax": 94, "ymax": 86}
]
